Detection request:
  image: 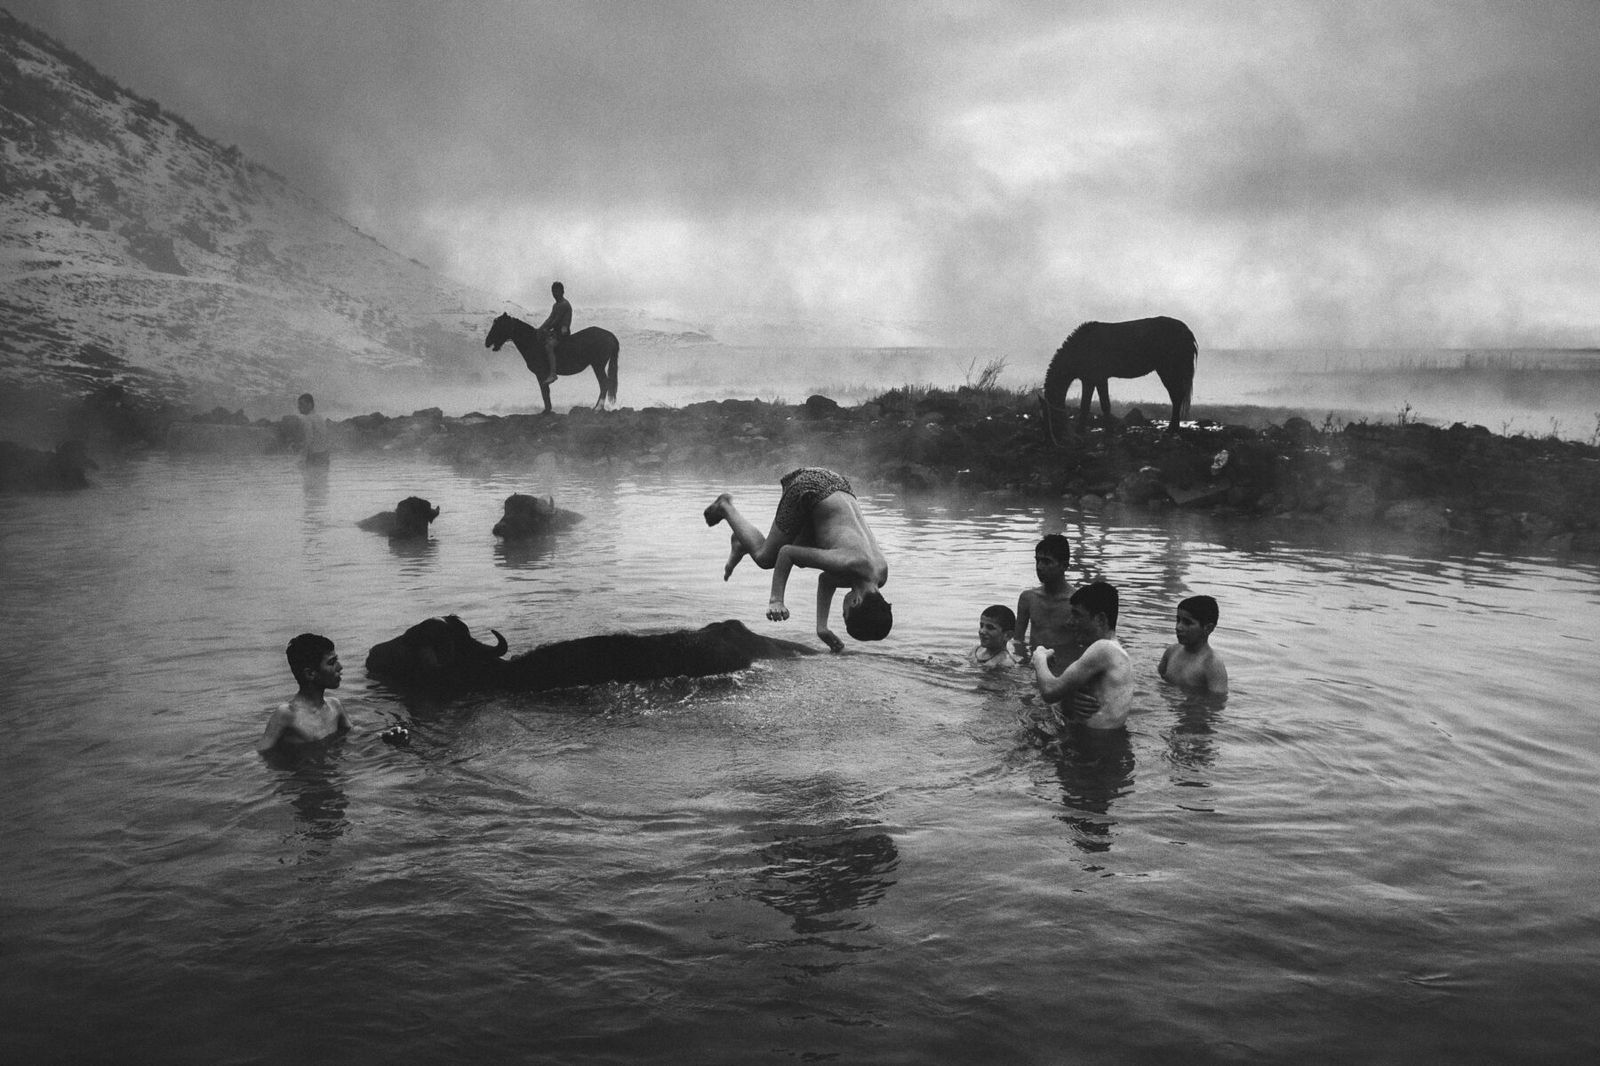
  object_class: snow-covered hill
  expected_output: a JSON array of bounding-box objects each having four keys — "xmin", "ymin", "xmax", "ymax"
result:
[{"xmin": 0, "ymin": 10, "xmax": 581, "ymax": 417}]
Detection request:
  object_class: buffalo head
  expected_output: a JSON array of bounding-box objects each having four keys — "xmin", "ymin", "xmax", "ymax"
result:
[
  {"xmin": 492, "ymin": 493, "xmax": 584, "ymax": 540},
  {"xmin": 365, "ymin": 614, "xmax": 508, "ymax": 687},
  {"xmin": 357, "ymin": 496, "xmax": 440, "ymax": 539}
]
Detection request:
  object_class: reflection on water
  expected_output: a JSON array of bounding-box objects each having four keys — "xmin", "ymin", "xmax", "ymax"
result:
[
  {"xmin": 1047, "ymin": 724, "xmax": 1137, "ymax": 855},
  {"xmin": 749, "ymin": 825, "xmax": 899, "ymax": 931},
  {"xmin": 492, "ymin": 536, "xmax": 558, "ymax": 569},
  {"xmin": 3, "ymin": 454, "xmax": 1600, "ymax": 1063},
  {"xmin": 262, "ymin": 742, "xmax": 350, "ymax": 862}
]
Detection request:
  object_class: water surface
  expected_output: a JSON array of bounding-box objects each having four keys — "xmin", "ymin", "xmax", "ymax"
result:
[{"xmin": 3, "ymin": 453, "xmax": 1598, "ymax": 1064}]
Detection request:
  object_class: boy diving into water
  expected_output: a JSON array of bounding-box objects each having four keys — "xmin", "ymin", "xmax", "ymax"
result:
[{"xmin": 705, "ymin": 468, "xmax": 891, "ymax": 652}]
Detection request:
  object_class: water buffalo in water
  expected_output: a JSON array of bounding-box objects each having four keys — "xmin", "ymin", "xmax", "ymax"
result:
[
  {"xmin": 357, "ymin": 496, "xmax": 440, "ymax": 539},
  {"xmin": 366, "ymin": 615, "xmax": 816, "ymax": 693},
  {"xmin": 492, "ymin": 493, "xmax": 584, "ymax": 539}
]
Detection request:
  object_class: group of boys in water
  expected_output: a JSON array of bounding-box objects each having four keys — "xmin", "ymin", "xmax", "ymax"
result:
[
  {"xmin": 261, "ymin": 459, "xmax": 1226, "ymax": 752},
  {"xmin": 970, "ymin": 533, "xmax": 1228, "ymax": 732}
]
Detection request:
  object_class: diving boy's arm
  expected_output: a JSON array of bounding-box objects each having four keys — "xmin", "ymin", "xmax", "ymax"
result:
[
  {"xmin": 769, "ymin": 543, "xmax": 870, "ymax": 617},
  {"xmin": 814, "ymin": 578, "xmax": 844, "ymax": 653},
  {"xmin": 767, "ymin": 546, "xmax": 799, "ymax": 620}
]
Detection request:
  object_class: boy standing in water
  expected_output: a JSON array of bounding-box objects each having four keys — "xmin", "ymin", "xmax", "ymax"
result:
[
  {"xmin": 257, "ymin": 634, "xmax": 352, "ymax": 752},
  {"xmin": 1030, "ymin": 581, "xmax": 1134, "ymax": 730},
  {"xmin": 296, "ymin": 393, "xmax": 331, "ymax": 466},
  {"xmin": 705, "ymin": 468, "xmax": 891, "ymax": 652},
  {"xmin": 1012, "ymin": 534, "xmax": 1078, "ymax": 663},
  {"xmin": 1159, "ymin": 594, "xmax": 1229, "ymax": 694},
  {"xmin": 972, "ymin": 604, "xmax": 1021, "ymax": 669}
]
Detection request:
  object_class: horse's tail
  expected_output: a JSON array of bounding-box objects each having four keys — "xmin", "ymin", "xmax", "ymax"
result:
[
  {"xmin": 1169, "ymin": 317, "xmax": 1198, "ymax": 419},
  {"xmin": 605, "ymin": 334, "xmax": 620, "ymax": 399}
]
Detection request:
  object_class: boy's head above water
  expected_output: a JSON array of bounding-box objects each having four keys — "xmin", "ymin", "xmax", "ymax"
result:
[
  {"xmin": 1175, "ymin": 594, "xmax": 1219, "ymax": 646},
  {"xmin": 285, "ymin": 632, "xmax": 340, "ymax": 689},
  {"xmin": 1177, "ymin": 594, "xmax": 1218, "ymax": 628},
  {"xmin": 1034, "ymin": 534, "xmax": 1070, "ymax": 582},
  {"xmin": 1069, "ymin": 580, "xmax": 1119, "ymax": 634},
  {"xmin": 297, "ymin": 392, "xmax": 315, "ymax": 415},
  {"xmin": 978, "ymin": 604, "xmax": 1015, "ymax": 650}
]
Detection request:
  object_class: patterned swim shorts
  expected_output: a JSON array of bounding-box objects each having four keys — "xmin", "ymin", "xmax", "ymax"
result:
[{"xmin": 773, "ymin": 468, "xmax": 853, "ymax": 535}]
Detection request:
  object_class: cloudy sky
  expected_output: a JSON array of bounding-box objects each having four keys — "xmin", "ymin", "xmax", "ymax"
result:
[{"xmin": 11, "ymin": 0, "xmax": 1599, "ymax": 349}]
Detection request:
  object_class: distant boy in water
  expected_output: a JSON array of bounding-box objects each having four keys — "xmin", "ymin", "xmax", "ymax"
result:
[
  {"xmin": 1030, "ymin": 581, "xmax": 1134, "ymax": 730},
  {"xmin": 972, "ymin": 604, "xmax": 1021, "ymax": 669},
  {"xmin": 1158, "ymin": 594, "xmax": 1229, "ymax": 694},
  {"xmin": 1013, "ymin": 534, "xmax": 1078, "ymax": 663},
  {"xmin": 704, "ymin": 467, "xmax": 891, "ymax": 652},
  {"xmin": 257, "ymin": 634, "xmax": 350, "ymax": 752},
  {"xmin": 296, "ymin": 393, "xmax": 330, "ymax": 466}
]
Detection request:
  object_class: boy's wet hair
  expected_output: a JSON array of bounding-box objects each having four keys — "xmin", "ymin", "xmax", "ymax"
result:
[
  {"xmin": 1035, "ymin": 534, "xmax": 1071, "ymax": 564},
  {"xmin": 286, "ymin": 633, "xmax": 334, "ymax": 680},
  {"xmin": 297, "ymin": 392, "xmax": 315, "ymax": 412},
  {"xmin": 981, "ymin": 604, "xmax": 1016, "ymax": 632},
  {"xmin": 1070, "ymin": 580, "xmax": 1119, "ymax": 629},
  {"xmin": 845, "ymin": 591, "xmax": 893, "ymax": 641},
  {"xmin": 1178, "ymin": 594, "xmax": 1219, "ymax": 627}
]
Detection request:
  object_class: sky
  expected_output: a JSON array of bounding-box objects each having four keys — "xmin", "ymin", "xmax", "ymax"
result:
[{"xmin": 9, "ymin": 0, "xmax": 1599, "ymax": 350}]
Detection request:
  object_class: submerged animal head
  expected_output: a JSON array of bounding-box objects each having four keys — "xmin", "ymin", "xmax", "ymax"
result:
[
  {"xmin": 394, "ymin": 496, "xmax": 441, "ymax": 536},
  {"xmin": 493, "ymin": 493, "xmax": 582, "ymax": 539}
]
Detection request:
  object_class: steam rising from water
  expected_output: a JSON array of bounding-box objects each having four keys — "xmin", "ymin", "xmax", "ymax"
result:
[{"xmin": 250, "ymin": 343, "xmax": 1600, "ymax": 443}]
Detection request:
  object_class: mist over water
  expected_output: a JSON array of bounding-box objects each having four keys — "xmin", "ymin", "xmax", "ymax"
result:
[{"xmin": 288, "ymin": 343, "xmax": 1600, "ymax": 444}]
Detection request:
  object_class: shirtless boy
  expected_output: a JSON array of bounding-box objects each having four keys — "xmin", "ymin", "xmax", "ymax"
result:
[
  {"xmin": 257, "ymin": 633, "xmax": 352, "ymax": 752},
  {"xmin": 972, "ymin": 604, "xmax": 1020, "ymax": 669},
  {"xmin": 705, "ymin": 467, "xmax": 891, "ymax": 652},
  {"xmin": 1030, "ymin": 581, "xmax": 1134, "ymax": 731},
  {"xmin": 1012, "ymin": 534, "xmax": 1078, "ymax": 662},
  {"xmin": 1158, "ymin": 594, "xmax": 1229, "ymax": 694}
]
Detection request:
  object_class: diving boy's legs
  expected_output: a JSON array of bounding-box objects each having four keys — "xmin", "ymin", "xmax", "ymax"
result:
[{"xmin": 704, "ymin": 493, "xmax": 797, "ymax": 580}]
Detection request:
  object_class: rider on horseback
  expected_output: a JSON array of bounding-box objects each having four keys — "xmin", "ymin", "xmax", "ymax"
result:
[{"xmin": 537, "ymin": 281, "xmax": 571, "ymax": 386}]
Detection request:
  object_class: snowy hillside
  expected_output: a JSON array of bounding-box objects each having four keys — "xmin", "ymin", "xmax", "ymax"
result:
[{"xmin": 0, "ymin": 10, "xmax": 558, "ymax": 414}]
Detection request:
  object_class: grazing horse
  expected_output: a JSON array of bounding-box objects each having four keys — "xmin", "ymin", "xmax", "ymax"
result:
[
  {"xmin": 1042, "ymin": 316, "xmax": 1197, "ymax": 437},
  {"xmin": 484, "ymin": 313, "xmax": 620, "ymax": 413}
]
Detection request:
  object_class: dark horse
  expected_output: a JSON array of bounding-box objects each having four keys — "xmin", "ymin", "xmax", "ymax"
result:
[
  {"xmin": 1042, "ymin": 316, "xmax": 1197, "ymax": 437},
  {"xmin": 485, "ymin": 313, "xmax": 620, "ymax": 413}
]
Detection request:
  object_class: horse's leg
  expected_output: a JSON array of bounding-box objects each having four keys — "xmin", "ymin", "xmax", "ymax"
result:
[
  {"xmin": 1078, "ymin": 389, "xmax": 1093, "ymax": 432},
  {"xmin": 606, "ymin": 349, "xmax": 618, "ymax": 406},
  {"xmin": 591, "ymin": 357, "xmax": 606, "ymax": 410},
  {"xmin": 1097, "ymin": 382, "xmax": 1113, "ymax": 427}
]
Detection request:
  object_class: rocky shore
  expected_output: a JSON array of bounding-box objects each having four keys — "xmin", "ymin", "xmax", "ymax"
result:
[{"xmin": 14, "ymin": 383, "xmax": 1600, "ymax": 553}]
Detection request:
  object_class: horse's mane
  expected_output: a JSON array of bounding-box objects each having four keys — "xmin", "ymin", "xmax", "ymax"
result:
[{"xmin": 1059, "ymin": 321, "xmax": 1100, "ymax": 350}]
